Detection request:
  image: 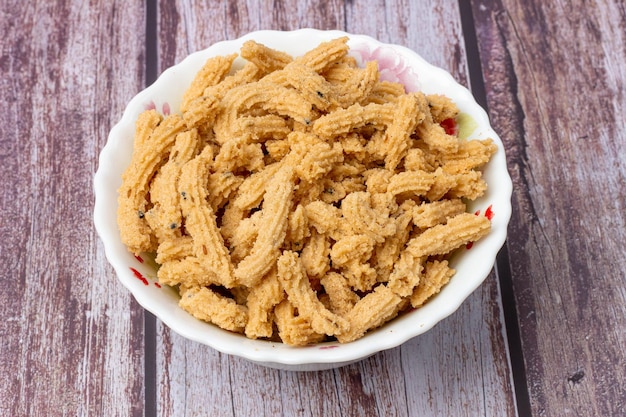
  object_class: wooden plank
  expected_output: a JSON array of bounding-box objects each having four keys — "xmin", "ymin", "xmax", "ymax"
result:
[
  {"xmin": 471, "ymin": 0, "xmax": 626, "ymax": 416},
  {"xmin": 0, "ymin": 1, "xmax": 146, "ymax": 416},
  {"xmin": 153, "ymin": 1, "xmax": 517, "ymax": 416}
]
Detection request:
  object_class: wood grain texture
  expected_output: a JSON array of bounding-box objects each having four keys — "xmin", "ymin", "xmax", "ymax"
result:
[
  {"xmin": 471, "ymin": 0, "xmax": 626, "ymax": 415},
  {"xmin": 10, "ymin": 0, "xmax": 623, "ymax": 415},
  {"xmin": 152, "ymin": 1, "xmax": 516, "ymax": 416},
  {"xmin": 0, "ymin": 1, "xmax": 147, "ymax": 416}
]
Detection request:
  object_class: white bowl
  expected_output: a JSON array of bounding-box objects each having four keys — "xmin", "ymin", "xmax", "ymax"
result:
[{"xmin": 94, "ymin": 29, "xmax": 512, "ymax": 371}]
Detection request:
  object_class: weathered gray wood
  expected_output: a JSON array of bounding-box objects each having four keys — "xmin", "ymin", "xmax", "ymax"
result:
[
  {"xmin": 153, "ymin": 1, "xmax": 517, "ymax": 416},
  {"xmin": 471, "ymin": 0, "xmax": 626, "ymax": 416},
  {"xmin": 0, "ymin": 1, "xmax": 146, "ymax": 416},
  {"xmin": 10, "ymin": 0, "xmax": 623, "ymax": 415}
]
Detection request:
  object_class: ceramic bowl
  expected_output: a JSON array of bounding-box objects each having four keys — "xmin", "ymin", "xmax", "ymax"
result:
[{"xmin": 94, "ymin": 29, "xmax": 512, "ymax": 371}]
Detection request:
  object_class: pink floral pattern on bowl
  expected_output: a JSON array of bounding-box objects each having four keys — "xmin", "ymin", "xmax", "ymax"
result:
[
  {"xmin": 350, "ymin": 43, "xmax": 421, "ymax": 93},
  {"xmin": 144, "ymin": 100, "xmax": 171, "ymax": 115}
]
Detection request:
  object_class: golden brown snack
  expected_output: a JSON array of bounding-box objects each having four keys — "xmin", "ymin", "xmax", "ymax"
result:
[
  {"xmin": 296, "ymin": 36, "xmax": 349, "ymax": 73},
  {"xmin": 383, "ymin": 93, "xmax": 427, "ymax": 170},
  {"xmin": 410, "ymin": 260, "xmax": 456, "ymax": 307},
  {"xmin": 426, "ymin": 94, "xmax": 459, "ymax": 123},
  {"xmin": 145, "ymin": 129, "xmax": 200, "ymax": 242},
  {"xmin": 240, "ymin": 40, "xmax": 292, "ymax": 74},
  {"xmin": 277, "ymin": 251, "xmax": 349, "ymax": 337},
  {"xmin": 178, "ymin": 147, "xmax": 236, "ymax": 288},
  {"xmin": 412, "ymin": 199, "xmax": 467, "ymax": 229},
  {"xmin": 181, "ymin": 54, "xmax": 237, "ymax": 112},
  {"xmin": 117, "ymin": 112, "xmax": 186, "ymax": 254},
  {"xmin": 320, "ymin": 272, "xmax": 360, "ymax": 316},
  {"xmin": 244, "ymin": 268, "xmax": 285, "ymax": 339},
  {"xmin": 179, "ymin": 286, "xmax": 248, "ymax": 333},
  {"xmin": 336, "ymin": 285, "xmax": 404, "ymax": 343},
  {"xmin": 274, "ymin": 300, "xmax": 326, "ymax": 346},
  {"xmin": 301, "ymin": 230, "xmax": 331, "ymax": 278},
  {"xmin": 405, "ymin": 212, "xmax": 491, "ymax": 258},
  {"xmin": 233, "ymin": 166, "xmax": 294, "ymax": 287},
  {"xmin": 117, "ymin": 37, "xmax": 497, "ymax": 345}
]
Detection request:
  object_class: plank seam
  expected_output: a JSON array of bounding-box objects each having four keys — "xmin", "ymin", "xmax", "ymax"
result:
[
  {"xmin": 144, "ymin": 1, "xmax": 159, "ymax": 416},
  {"xmin": 457, "ymin": 2, "xmax": 533, "ymax": 417}
]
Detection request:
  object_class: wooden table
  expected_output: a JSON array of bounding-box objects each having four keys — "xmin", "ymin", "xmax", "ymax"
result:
[{"xmin": 2, "ymin": 1, "xmax": 624, "ymax": 416}]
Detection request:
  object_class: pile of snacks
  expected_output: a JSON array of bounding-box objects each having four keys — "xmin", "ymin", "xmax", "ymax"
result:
[{"xmin": 117, "ymin": 37, "xmax": 496, "ymax": 345}]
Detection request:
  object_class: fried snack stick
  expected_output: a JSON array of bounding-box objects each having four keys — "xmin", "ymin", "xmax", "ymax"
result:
[
  {"xmin": 230, "ymin": 114, "xmax": 291, "ymax": 143},
  {"xmin": 240, "ymin": 40, "xmax": 293, "ymax": 74},
  {"xmin": 182, "ymin": 94, "xmax": 221, "ymax": 131},
  {"xmin": 245, "ymin": 268, "xmax": 285, "ymax": 339},
  {"xmin": 340, "ymin": 191, "xmax": 396, "ymax": 244},
  {"xmin": 410, "ymin": 260, "xmax": 456, "ymax": 307},
  {"xmin": 337, "ymin": 133, "xmax": 368, "ymax": 162},
  {"xmin": 229, "ymin": 209, "xmax": 262, "ymax": 263},
  {"xmin": 426, "ymin": 94, "xmax": 459, "ymax": 123},
  {"xmin": 285, "ymin": 204, "xmax": 309, "ymax": 252},
  {"xmin": 330, "ymin": 234, "xmax": 377, "ymax": 291},
  {"xmin": 386, "ymin": 170, "xmax": 435, "ymax": 197},
  {"xmin": 415, "ymin": 112, "xmax": 459, "ymax": 154},
  {"xmin": 219, "ymin": 202, "xmax": 246, "ymax": 243},
  {"xmin": 206, "ymin": 170, "xmax": 245, "ymax": 212},
  {"xmin": 155, "ymin": 235, "xmax": 193, "ymax": 264},
  {"xmin": 386, "ymin": 251, "xmax": 425, "ymax": 298},
  {"xmin": 412, "ymin": 199, "xmax": 467, "ymax": 229},
  {"xmin": 403, "ymin": 147, "xmax": 436, "ymax": 172},
  {"xmin": 145, "ymin": 129, "xmax": 200, "ymax": 242},
  {"xmin": 212, "ymin": 136, "xmax": 265, "ymax": 173},
  {"xmin": 232, "ymin": 161, "xmax": 283, "ymax": 211},
  {"xmin": 437, "ymin": 138, "xmax": 498, "ymax": 174},
  {"xmin": 361, "ymin": 80, "xmax": 406, "ymax": 105},
  {"xmin": 277, "ymin": 251, "xmax": 349, "ymax": 337},
  {"xmin": 177, "ymin": 147, "xmax": 236, "ymax": 287},
  {"xmin": 364, "ymin": 168, "xmax": 393, "ymax": 193},
  {"xmin": 181, "ymin": 53, "xmax": 237, "ymax": 112},
  {"xmin": 280, "ymin": 62, "xmax": 335, "ymax": 111},
  {"xmin": 132, "ymin": 108, "xmax": 162, "ymax": 148},
  {"xmin": 304, "ymin": 200, "xmax": 350, "ymax": 240},
  {"xmin": 300, "ymin": 229, "xmax": 331, "ymax": 279},
  {"xmin": 324, "ymin": 61, "xmax": 379, "ymax": 108},
  {"xmin": 214, "ymin": 82, "xmax": 315, "ymax": 142},
  {"xmin": 370, "ymin": 208, "xmax": 414, "ymax": 282},
  {"xmin": 312, "ymin": 102, "xmax": 395, "ymax": 139},
  {"xmin": 384, "ymin": 93, "xmax": 427, "ymax": 171},
  {"xmin": 405, "ymin": 212, "xmax": 491, "ymax": 258},
  {"xmin": 274, "ymin": 300, "xmax": 326, "ymax": 346},
  {"xmin": 445, "ymin": 170, "xmax": 488, "ymax": 200},
  {"xmin": 202, "ymin": 61, "xmax": 264, "ymax": 100},
  {"xmin": 425, "ymin": 168, "xmax": 487, "ymax": 201},
  {"xmin": 234, "ymin": 166, "xmax": 294, "ymax": 287},
  {"xmin": 179, "ymin": 286, "xmax": 248, "ymax": 333},
  {"xmin": 295, "ymin": 36, "xmax": 349, "ymax": 73},
  {"xmin": 424, "ymin": 167, "xmax": 456, "ymax": 201},
  {"xmin": 336, "ymin": 285, "xmax": 404, "ymax": 343},
  {"xmin": 320, "ymin": 272, "xmax": 359, "ymax": 316},
  {"xmin": 232, "ymin": 148, "xmax": 302, "ymax": 211},
  {"xmin": 117, "ymin": 112, "xmax": 186, "ymax": 254},
  {"xmin": 293, "ymin": 141, "xmax": 344, "ymax": 183},
  {"xmin": 158, "ymin": 257, "xmax": 223, "ymax": 287}
]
